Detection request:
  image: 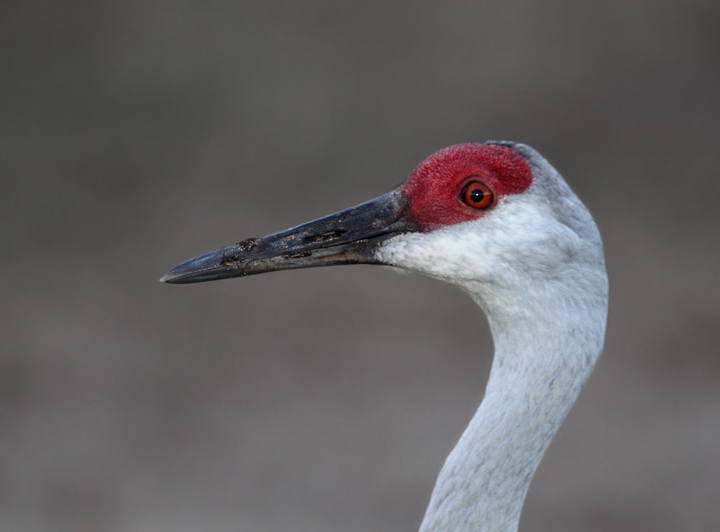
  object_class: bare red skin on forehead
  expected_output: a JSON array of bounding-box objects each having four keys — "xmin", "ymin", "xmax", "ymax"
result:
[{"xmin": 398, "ymin": 143, "xmax": 533, "ymax": 232}]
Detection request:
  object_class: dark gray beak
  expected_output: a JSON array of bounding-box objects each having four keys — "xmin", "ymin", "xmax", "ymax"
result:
[{"xmin": 160, "ymin": 190, "xmax": 416, "ymax": 284}]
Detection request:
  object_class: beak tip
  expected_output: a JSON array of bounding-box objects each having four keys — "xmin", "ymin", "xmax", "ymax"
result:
[
  {"xmin": 160, "ymin": 249, "xmax": 237, "ymax": 285},
  {"xmin": 159, "ymin": 268, "xmax": 185, "ymax": 284}
]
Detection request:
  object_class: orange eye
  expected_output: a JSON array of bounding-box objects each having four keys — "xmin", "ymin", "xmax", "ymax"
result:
[{"xmin": 460, "ymin": 181, "xmax": 494, "ymax": 209}]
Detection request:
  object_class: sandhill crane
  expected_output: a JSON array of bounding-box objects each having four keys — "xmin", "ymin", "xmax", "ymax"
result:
[{"xmin": 161, "ymin": 141, "xmax": 608, "ymax": 532}]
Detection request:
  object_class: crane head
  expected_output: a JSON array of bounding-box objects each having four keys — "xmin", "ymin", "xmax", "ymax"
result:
[{"xmin": 161, "ymin": 141, "xmax": 600, "ymax": 296}]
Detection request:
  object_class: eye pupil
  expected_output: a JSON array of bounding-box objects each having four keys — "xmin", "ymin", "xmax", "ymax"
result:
[{"xmin": 470, "ymin": 189, "xmax": 484, "ymax": 203}]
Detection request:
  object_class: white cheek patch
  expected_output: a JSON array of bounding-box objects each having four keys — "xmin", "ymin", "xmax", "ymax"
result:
[
  {"xmin": 376, "ymin": 229, "xmax": 483, "ymax": 283},
  {"xmin": 376, "ymin": 199, "xmax": 549, "ymax": 284}
]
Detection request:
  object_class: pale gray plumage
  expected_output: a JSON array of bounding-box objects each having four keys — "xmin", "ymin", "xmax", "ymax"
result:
[{"xmin": 377, "ymin": 143, "xmax": 608, "ymax": 532}]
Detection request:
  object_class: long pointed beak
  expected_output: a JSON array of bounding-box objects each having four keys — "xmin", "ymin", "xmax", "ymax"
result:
[{"xmin": 160, "ymin": 190, "xmax": 416, "ymax": 284}]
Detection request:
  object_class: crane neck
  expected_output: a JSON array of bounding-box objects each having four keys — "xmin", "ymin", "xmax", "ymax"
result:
[{"xmin": 418, "ymin": 279, "xmax": 607, "ymax": 532}]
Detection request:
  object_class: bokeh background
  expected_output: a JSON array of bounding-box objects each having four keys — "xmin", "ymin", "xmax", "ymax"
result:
[{"xmin": 2, "ymin": 1, "xmax": 719, "ymax": 531}]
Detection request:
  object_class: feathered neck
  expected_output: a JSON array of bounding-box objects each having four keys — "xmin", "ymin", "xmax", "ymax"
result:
[{"xmin": 418, "ymin": 273, "xmax": 608, "ymax": 532}]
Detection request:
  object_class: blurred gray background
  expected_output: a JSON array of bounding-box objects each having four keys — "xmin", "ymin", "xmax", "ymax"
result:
[{"xmin": 2, "ymin": 1, "xmax": 719, "ymax": 531}]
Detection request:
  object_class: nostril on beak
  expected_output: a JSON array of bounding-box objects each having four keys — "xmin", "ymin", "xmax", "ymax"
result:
[{"xmin": 303, "ymin": 230, "xmax": 346, "ymax": 245}]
